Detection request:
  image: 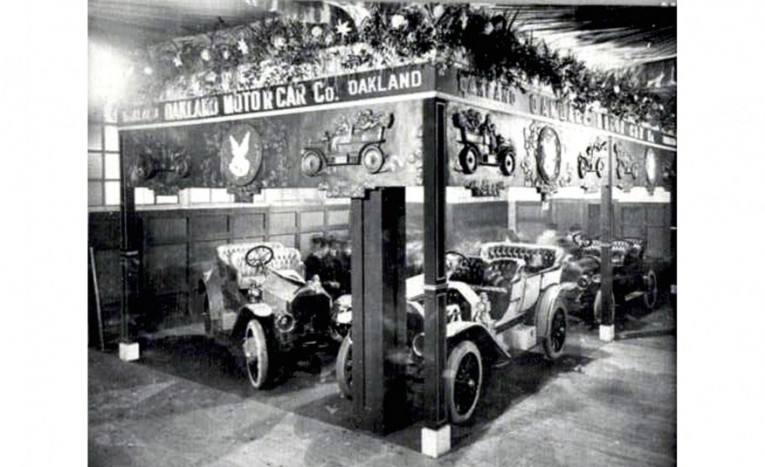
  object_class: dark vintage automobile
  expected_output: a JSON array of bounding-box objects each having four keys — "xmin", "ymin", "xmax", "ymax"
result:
[
  {"xmin": 562, "ymin": 233, "xmax": 659, "ymax": 323},
  {"xmin": 300, "ymin": 110, "xmax": 395, "ymax": 177},
  {"xmin": 453, "ymin": 110, "xmax": 517, "ymax": 176},
  {"xmin": 195, "ymin": 242, "xmax": 349, "ymax": 389},
  {"xmin": 336, "ymin": 242, "xmax": 570, "ymax": 424}
]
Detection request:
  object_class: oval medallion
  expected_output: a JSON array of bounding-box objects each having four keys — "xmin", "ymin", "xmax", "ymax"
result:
[
  {"xmin": 536, "ymin": 126, "xmax": 561, "ymax": 183},
  {"xmin": 221, "ymin": 124, "xmax": 262, "ymax": 186}
]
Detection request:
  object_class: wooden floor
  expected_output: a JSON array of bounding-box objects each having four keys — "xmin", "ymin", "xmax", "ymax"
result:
[{"xmin": 88, "ymin": 316, "xmax": 676, "ymax": 467}]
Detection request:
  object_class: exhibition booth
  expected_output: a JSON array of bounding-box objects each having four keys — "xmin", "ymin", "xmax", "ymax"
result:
[{"xmin": 100, "ymin": 55, "xmax": 675, "ymax": 455}]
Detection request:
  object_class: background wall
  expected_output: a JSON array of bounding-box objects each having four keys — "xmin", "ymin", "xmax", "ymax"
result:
[{"xmin": 88, "ymin": 199, "xmax": 350, "ymax": 343}]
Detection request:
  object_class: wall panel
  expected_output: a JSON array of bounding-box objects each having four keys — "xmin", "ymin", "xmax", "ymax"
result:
[{"xmin": 88, "ymin": 203, "xmax": 351, "ymax": 333}]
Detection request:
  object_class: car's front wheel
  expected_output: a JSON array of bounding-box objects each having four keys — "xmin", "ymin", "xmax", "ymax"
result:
[
  {"xmin": 543, "ymin": 300, "xmax": 568, "ymax": 361},
  {"xmin": 446, "ymin": 340, "xmax": 483, "ymax": 424},
  {"xmin": 336, "ymin": 334, "xmax": 353, "ymax": 399},
  {"xmin": 643, "ymin": 269, "xmax": 659, "ymax": 310},
  {"xmin": 242, "ymin": 319, "xmax": 272, "ymax": 389}
]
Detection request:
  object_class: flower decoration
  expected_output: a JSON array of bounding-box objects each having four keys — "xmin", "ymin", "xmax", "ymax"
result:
[
  {"xmin": 127, "ymin": 3, "xmax": 675, "ymax": 132},
  {"xmin": 391, "ymin": 14, "xmax": 407, "ymax": 30},
  {"xmin": 272, "ymin": 35, "xmax": 286, "ymax": 49},
  {"xmin": 335, "ymin": 20, "xmax": 351, "ymax": 39},
  {"xmin": 433, "ymin": 4, "xmax": 445, "ymax": 19},
  {"xmin": 237, "ymin": 37, "xmax": 249, "ymax": 55}
]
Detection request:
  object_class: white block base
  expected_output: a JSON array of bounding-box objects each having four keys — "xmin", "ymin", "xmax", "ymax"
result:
[
  {"xmin": 421, "ymin": 424, "xmax": 451, "ymax": 458},
  {"xmin": 119, "ymin": 342, "xmax": 140, "ymax": 362},
  {"xmin": 599, "ymin": 325, "xmax": 615, "ymax": 342}
]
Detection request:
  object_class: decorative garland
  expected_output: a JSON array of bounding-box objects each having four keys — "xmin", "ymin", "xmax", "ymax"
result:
[{"xmin": 128, "ymin": 3, "xmax": 675, "ymax": 132}]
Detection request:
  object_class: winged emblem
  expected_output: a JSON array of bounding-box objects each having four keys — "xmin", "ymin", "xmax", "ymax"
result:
[{"xmin": 228, "ymin": 131, "xmax": 251, "ymax": 177}]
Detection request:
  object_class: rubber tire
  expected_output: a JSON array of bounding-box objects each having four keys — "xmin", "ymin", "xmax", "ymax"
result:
[
  {"xmin": 498, "ymin": 147, "xmax": 516, "ymax": 176},
  {"xmin": 593, "ymin": 289, "xmax": 616, "ymax": 325},
  {"xmin": 643, "ymin": 269, "xmax": 659, "ymax": 310},
  {"xmin": 577, "ymin": 157, "xmax": 587, "ymax": 179},
  {"xmin": 243, "ymin": 319, "xmax": 271, "ymax": 389},
  {"xmin": 445, "ymin": 340, "xmax": 483, "ymax": 424},
  {"xmin": 301, "ymin": 149, "xmax": 324, "ymax": 177},
  {"xmin": 336, "ymin": 335, "xmax": 353, "ymax": 399},
  {"xmin": 542, "ymin": 299, "xmax": 568, "ymax": 361},
  {"xmin": 458, "ymin": 145, "xmax": 479, "ymax": 174},
  {"xmin": 361, "ymin": 145, "xmax": 385, "ymax": 174}
]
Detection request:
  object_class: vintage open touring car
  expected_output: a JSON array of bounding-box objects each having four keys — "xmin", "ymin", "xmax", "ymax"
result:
[
  {"xmin": 335, "ymin": 241, "xmax": 570, "ymax": 423},
  {"xmin": 194, "ymin": 242, "xmax": 349, "ymax": 389},
  {"xmin": 562, "ymin": 232, "xmax": 660, "ymax": 323}
]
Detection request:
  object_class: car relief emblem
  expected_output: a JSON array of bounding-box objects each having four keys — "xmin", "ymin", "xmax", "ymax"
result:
[{"xmin": 221, "ymin": 124, "xmax": 262, "ymax": 186}]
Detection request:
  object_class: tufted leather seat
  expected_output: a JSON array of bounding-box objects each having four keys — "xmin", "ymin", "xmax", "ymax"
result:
[
  {"xmin": 216, "ymin": 242, "xmax": 305, "ymax": 288},
  {"xmin": 483, "ymin": 258, "xmax": 522, "ymax": 286},
  {"xmin": 479, "ymin": 242, "xmax": 562, "ymax": 274},
  {"xmin": 450, "ymin": 256, "xmax": 487, "ymax": 284}
]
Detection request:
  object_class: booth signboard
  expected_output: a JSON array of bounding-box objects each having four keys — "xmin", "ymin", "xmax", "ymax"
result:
[
  {"xmin": 121, "ymin": 99, "xmax": 424, "ymax": 198},
  {"xmin": 119, "ymin": 64, "xmax": 432, "ymax": 126},
  {"xmin": 120, "ymin": 64, "xmax": 677, "ymax": 200}
]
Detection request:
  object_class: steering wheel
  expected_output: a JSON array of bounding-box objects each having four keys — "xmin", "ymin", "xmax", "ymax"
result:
[
  {"xmin": 245, "ymin": 245, "xmax": 274, "ymax": 269},
  {"xmin": 571, "ymin": 232, "xmax": 593, "ymax": 248},
  {"xmin": 445, "ymin": 250, "xmax": 467, "ymax": 279}
]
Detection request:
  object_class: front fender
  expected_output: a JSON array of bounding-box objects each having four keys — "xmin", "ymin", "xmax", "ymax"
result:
[
  {"xmin": 535, "ymin": 284, "xmax": 563, "ymax": 345},
  {"xmin": 446, "ymin": 321, "xmax": 512, "ymax": 361},
  {"xmin": 243, "ymin": 302, "xmax": 274, "ymax": 318}
]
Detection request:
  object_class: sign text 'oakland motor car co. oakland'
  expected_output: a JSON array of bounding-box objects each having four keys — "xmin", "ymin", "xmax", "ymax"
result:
[{"xmin": 119, "ymin": 65, "xmax": 428, "ymax": 125}]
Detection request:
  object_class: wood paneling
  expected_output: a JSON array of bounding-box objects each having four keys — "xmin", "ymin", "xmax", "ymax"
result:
[
  {"xmin": 145, "ymin": 217, "xmax": 187, "ymax": 246},
  {"xmin": 300, "ymin": 211, "xmax": 324, "ymax": 229},
  {"xmin": 89, "ymin": 203, "xmax": 351, "ymax": 329},
  {"xmin": 144, "ymin": 244, "xmax": 187, "ymax": 293},
  {"xmin": 93, "ymin": 249, "xmax": 122, "ymax": 303},
  {"xmin": 269, "ymin": 234, "xmax": 296, "ymax": 248},
  {"xmin": 231, "ymin": 213, "xmax": 266, "ymax": 238},
  {"xmin": 269, "ymin": 212, "xmax": 297, "ymax": 234},
  {"xmin": 189, "ymin": 215, "xmax": 228, "ymax": 241},
  {"xmin": 327, "ymin": 209, "xmax": 350, "ymax": 226}
]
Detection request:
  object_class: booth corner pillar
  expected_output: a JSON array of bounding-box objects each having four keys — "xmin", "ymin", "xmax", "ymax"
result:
[
  {"xmin": 118, "ymin": 131, "xmax": 141, "ymax": 362},
  {"xmin": 350, "ymin": 187, "xmax": 408, "ymax": 435},
  {"xmin": 599, "ymin": 136, "xmax": 615, "ymax": 342},
  {"xmin": 421, "ymin": 97, "xmax": 451, "ymax": 458}
]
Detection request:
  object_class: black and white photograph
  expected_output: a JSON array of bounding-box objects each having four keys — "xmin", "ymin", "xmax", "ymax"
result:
[{"xmin": 6, "ymin": 0, "xmax": 765, "ymax": 466}]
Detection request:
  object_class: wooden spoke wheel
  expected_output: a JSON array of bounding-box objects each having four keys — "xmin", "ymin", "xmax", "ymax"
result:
[
  {"xmin": 336, "ymin": 335, "xmax": 353, "ymax": 399},
  {"xmin": 242, "ymin": 319, "xmax": 272, "ymax": 389},
  {"xmin": 446, "ymin": 340, "xmax": 483, "ymax": 424},
  {"xmin": 543, "ymin": 301, "xmax": 568, "ymax": 361}
]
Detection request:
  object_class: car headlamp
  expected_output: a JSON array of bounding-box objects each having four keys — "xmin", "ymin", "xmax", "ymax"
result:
[
  {"xmin": 412, "ymin": 332, "xmax": 425, "ymax": 358},
  {"xmin": 275, "ymin": 313, "xmax": 296, "ymax": 333}
]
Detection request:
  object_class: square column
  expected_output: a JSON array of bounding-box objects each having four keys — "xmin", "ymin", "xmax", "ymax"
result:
[
  {"xmin": 421, "ymin": 98, "xmax": 451, "ymax": 456},
  {"xmin": 600, "ymin": 136, "xmax": 615, "ymax": 340},
  {"xmin": 351, "ymin": 187, "xmax": 408, "ymax": 434}
]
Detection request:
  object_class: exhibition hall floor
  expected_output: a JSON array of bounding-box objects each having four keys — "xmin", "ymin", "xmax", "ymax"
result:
[{"xmin": 88, "ymin": 309, "xmax": 676, "ymax": 467}]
